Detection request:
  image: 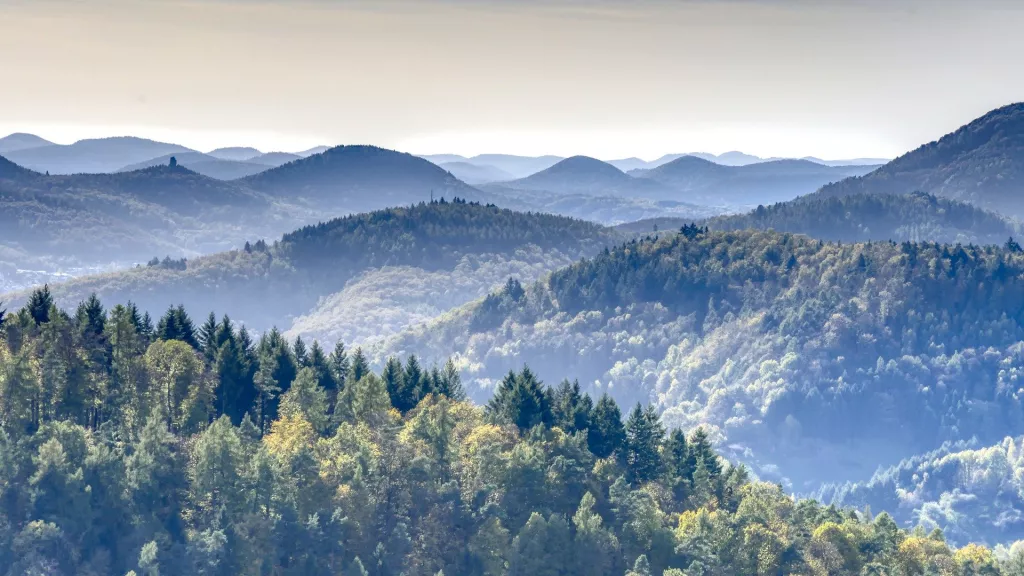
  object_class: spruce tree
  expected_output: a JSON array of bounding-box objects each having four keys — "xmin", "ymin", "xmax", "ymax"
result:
[
  {"xmin": 349, "ymin": 347, "xmax": 369, "ymax": 384},
  {"xmin": 487, "ymin": 366, "xmax": 550, "ymax": 432},
  {"xmin": 198, "ymin": 312, "xmax": 218, "ymax": 363},
  {"xmin": 26, "ymin": 284, "xmax": 54, "ymax": 325},
  {"xmin": 329, "ymin": 342, "xmax": 350, "ymax": 391},
  {"xmin": 624, "ymin": 404, "xmax": 664, "ymax": 484},
  {"xmin": 588, "ymin": 394, "xmax": 625, "ymax": 459},
  {"xmin": 551, "ymin": 379, "xmax": 592, "ymax": 433}
]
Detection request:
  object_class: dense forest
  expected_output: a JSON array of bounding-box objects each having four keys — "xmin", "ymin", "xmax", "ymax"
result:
[
  {"xmin": 1, "ymin": 291, "xmax": 1020, "ymax": 575},
  {"xmin": 817, "ymin": 435, "xmax": 1024, "ymax": 546},
  {"xmin": 4, "ymin": 200, "xmax": 620, "ymax": 342},
  {"xmin": 815, "ymin": 102, "xmax": 1024, "ymax": 218},
  {"xmin": 707, "ymin": 192, "xmax": 1022, "ymax": 245},
  {"xmin": 379, "ymin": 227, "xmax": 1024, "ymax": 494}
]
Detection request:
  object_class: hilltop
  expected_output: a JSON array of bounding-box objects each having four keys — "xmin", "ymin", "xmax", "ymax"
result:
[
  {"xmin": 707, "ymin": 191, "xmax": 1022, "ymax": 245},
  {"xmin": 117, "ymin": 152, "xmax": 275, "ymax": 180},
  {"xmin": 242, "ymin": 145, "xmax": 498, "ymax": 211},
  {"xmin": 3, "ymin": 136, "xmax": 194, "ymax": 174},
  {"xmin": 6, "ymin": 201, "xmax": 620, "ymax": 343},
  {"xmin": 439, "ymin": 161, "xmax": 515, "ymax": 184},
  {"xmin": 487, "ymin": 156, "xmax": 677, "ymax": 199},
  {"xmin": 633, "ymin": 156, "xmax": 878, "ymax": 205},
  {"xmin": 815, "ymin": 102, "xmax": 1024, "ymax": 217},
  {"xmin": 379, "ymin": 229, "xmax": 1024, "ymax": 488},
  {"xmin": 0, "ymin": 132, "xmax": 54, "ymax": 154}
]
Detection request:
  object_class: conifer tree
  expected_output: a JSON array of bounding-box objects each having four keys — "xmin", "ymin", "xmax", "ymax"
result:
[
  {"xmin": 198, "ymin": 312, "xmax": 218, "ymax": 363},
  {"xmin": 26, "ymin": 284, "xmax": 54, "ymax": 325},
  {"xmin": 329, "ymin": 341, "xmax": 349, "ymax": 391},
  {"xmin": 588, "ymin": 394, "xmax": 625, "ymax": 459},
  {"xmin": 624, "ymin": 404, "xmax": 664, "ymax": 484},
  {"xmin": 349, "ymin": 347, "xmax": 369, "ymax": 384},
  {"xmin": 487, "ymin": 366, "xmax": 550, "ymax": 432},
  {"xmin": 552, "ymin": 379, "xmax": 592, "ymax": 433}
]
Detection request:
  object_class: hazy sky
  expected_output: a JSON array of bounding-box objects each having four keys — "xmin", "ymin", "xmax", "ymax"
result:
[{"xmin": 1, "ymin": 0, "xmax": 1022, "ymax": 159}]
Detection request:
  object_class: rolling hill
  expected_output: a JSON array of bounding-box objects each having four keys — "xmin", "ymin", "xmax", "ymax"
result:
[
  {"xmin": 0, "ymin": 132, "xmax": 54, "ymax": 154},
  {"xmin": 249, "ymin": 151, "xmax": 303, "ymax": 166},
  {"xmin": 378, "ymin": 228, "xmax": 1024, "ymax": 489},
  {"xmin": 241, "ymin": 145, "xmax": 500, "ymax": 212},
  {"xmin": 819, "ymin": 436, "xmax": 1024, "ymax": 545},
  {"xmin": 439, "ymin": 161, "xmax": 515, "ymax": 184},
  {"xmin": 632, "ymin": 157, "xmax": 879, "ymax": 205},
  {"xmin": 488, "ymin": 156, "xmax": 677, "ymax": 198},
  {"xmin": 706, "ymin": 191, "xmax": 1023, "ymax": 245},
  {"xmin": 207, "ymin": 146, "xmax": 262, "ymax": 161},
  {"xmin": 4, "ymin": 201, "xmax": 621, "ymax": 345},
  {"xmin": 117, "ymin": 152, "xmax": 274, "ymax": 180},
  {"xmin": 422, "ymin": 153, "xmax": 564, "ymax": 179},
  {"xmin": 3, "ymin": 136, "xmax": 194, "ymax": 174},
  {"xmin": 814, "ymin": 102, "xmax": 1024, "ymax": 218}
]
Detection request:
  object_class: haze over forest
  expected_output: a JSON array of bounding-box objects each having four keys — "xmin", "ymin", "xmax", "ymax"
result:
[{"xmin": 4, "ymin": 1, "xmax": 1024, "ymax": 575}]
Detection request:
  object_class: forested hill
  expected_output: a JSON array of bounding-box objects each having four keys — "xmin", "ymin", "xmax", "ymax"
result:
[
  {"xmin": 6, "ymin": 200, "xmax": 620, "ymax": 343},
  {"xmin": 494, "ymin": 156, "xmax": 676, "ymax": 198},
  {"xmin": 241, "ymin": 145, "xmax": 503, "ymax": 211},
  {"xmin": 0, "ymin": 159, "xmax": 282, "ymax": 267},
  {"xmin": 818, "ymin": 436, "xmax": 1024, "ymax": 545},
  {"xmin": 631, "ymin": 156, "xmax": 877, "ymax": 206},
  {"xmin": 380, "ymin": 228, "xmax": 1024, "ymax": 490},
  {"xmin": 2, "ymin": 295, "xmax": 999, "ymax": 575},
  {"xmin": 814, "ymin": 102, "xmax": 1024, "ymax": 218},
  {"xmin": 707, "ymin": 191, "xmax": 1023, "ymax": 244}
]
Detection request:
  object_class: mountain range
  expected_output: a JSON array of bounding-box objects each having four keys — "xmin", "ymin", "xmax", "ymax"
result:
[
  {"xmin": 0, "ymin": 133, "xmax": 329, "ymax": 175},
  {"xmin": 3, "ymin": 201, "xmax": 621, "ymax": 345}
]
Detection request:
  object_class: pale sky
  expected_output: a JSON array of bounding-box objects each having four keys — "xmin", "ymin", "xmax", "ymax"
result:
[{"xmin": 1, "ymin": 0, "xmax": 1022, "ymax": 160}]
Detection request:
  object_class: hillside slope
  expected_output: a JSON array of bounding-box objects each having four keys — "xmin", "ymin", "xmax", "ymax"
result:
[
  {"xmin": 3, "ymin": 136, "xmax": 194, "ymax": 174},
  {"xmin": 7, "ymin": 201, "xmax": 621, "ymax": 343},
  {"xmin": 634, "ymin": 157, "xmax": 878, "ymax": 205},
  {"xmin": 707, "ymin": 191, "xmax": 1022, "ymax": 245},
  {"xmin": 497, "ymin": 156, "xmax": 677, "ymax": 199},
  {"xmin": 242, "ymin": 145, "xmax": 499, "ymax": 211},
  {"xmin": 815, "ymin": 102, "xmax": 1024, "ymax": 217},
  {"xmin": 379, "ymin": 229, "xmax": 1024, "ymax": 487},
  {"xmin": 819, "ymin": 436, "xmax": 1024, "ymax": 545},
  {"xmin": 118, "ymin": 152, "xmax": 273, "ymax": 180}
]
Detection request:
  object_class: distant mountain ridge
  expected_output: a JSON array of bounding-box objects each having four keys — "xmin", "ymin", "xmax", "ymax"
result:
[
  {"xmin": 3, "ymin": 136, "xmax": 195, "ymax": 174},
  {"xmin": 631, "ymin": 156, "xmax": 878, "ymax": 205},
  {"xmin": 812, "ymin": 102, "xmax": 1024, "ymax": 218},
  {"xmin": 4, "ymin": 201, "xmax": 621, "ymax": 343},
  {"xmin": 0, "ymin": 133, "xmax": 54, "ymax": 154}
]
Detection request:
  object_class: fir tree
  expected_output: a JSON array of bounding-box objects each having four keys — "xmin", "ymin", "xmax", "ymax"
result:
[
  {"xmin": 623, "ymin": 404, "xmax": 664, "ymax": 484},
  {"xmin": 588, "ymin": 394, "xmax": 625, "ymax": 459}
]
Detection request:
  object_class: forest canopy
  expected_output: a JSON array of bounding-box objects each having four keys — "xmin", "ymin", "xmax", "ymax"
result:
[{"xmin": 0, "ymin": 291, "xmax": 1019, "ymax": 575}]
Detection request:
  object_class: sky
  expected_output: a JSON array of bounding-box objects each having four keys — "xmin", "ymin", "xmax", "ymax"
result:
[{"xmin": 1, "ymin": 0, "xmax": 1022, "ymax": 160}]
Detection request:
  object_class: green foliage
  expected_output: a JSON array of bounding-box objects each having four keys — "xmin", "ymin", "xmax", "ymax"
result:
[{"xmin": 0, "ymin": 294, "xmax": 1011, "ymax": 575}]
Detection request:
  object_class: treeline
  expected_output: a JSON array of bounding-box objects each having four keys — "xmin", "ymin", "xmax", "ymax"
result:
[
  {"xmin": 708, "ymin": 191, "xmax": 1021, "ymax": 245},
  {"xmin": 392, "ymin": 228, "xmax": 1024, "ymax": 489},
  {"xmin": 27, "ymin": 199, "xmax": 619, "ymax": 334},
  {"xmin": 1, "ymin": 292, "xmax": 1016, "ymax": 575}
]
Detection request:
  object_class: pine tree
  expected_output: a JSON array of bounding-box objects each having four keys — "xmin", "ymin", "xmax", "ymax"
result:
[
  {"xmin": 403, "ymin": 355, "xmax": 424, "ymax": 407},
  {"xmin": 293, "ymin": 336, "xmax": 308, "ymax": 367},
  {"xmin": 438, "ymin": 358, "xmax": 466, "ymax": 401},
  {"xmin": 26, "ymin": 284, "xmax": 54, "ymax": 325},
  {"xmin": 198, "ymin": 312, "xmax": 218, "ymax": 363},
  {"xmin": 551, "ymin": 379, "xmax": 592, "ymax": 433},
  {"xmin": 75, "ymin": 293, "xmax": 106, "ymax": 339},
  {"xmin": 486, "ymin": 366, "xmax": 550, "ymax": 432},
  {"xmin": 307, "ymin": 341, "xmax": 335, "ymax": 391},
  {"xmin": 588, "ymin": 394, "xmax": 625, "ymax": 459},
  {"xmin": 624, "ymin": 404, "xmax": 664, "ymax": 484},
  {"xmin": 686, "ymin": 428, "xmax": 721, "ymax": 480},
  {"xmin": 349, "ymin": 347, "xmax": 369, "ymax": 384},
  {"xmin": 329, "ymin": 341, "xmax": 349, "ymax": 391},
  {"xmin": 382, "ymin": 357, "xmax": 411, "ymax": 412}
]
